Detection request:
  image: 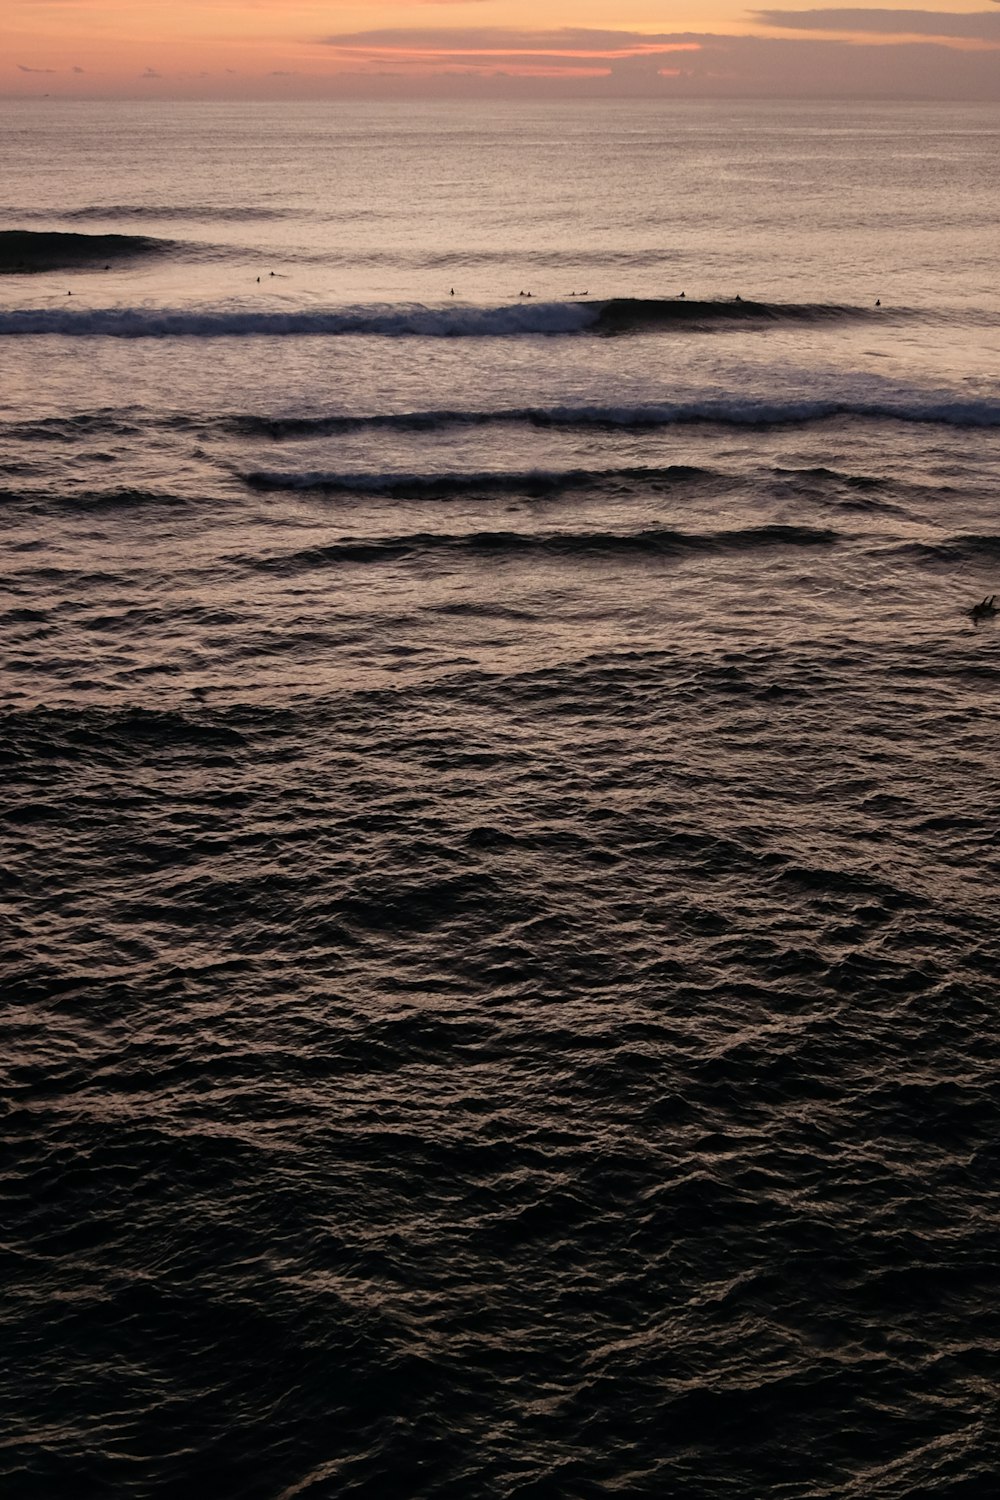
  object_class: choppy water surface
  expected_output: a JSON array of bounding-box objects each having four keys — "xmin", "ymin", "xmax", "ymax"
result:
[{"xmin": 2, "ymin": 99, "xmax": 1000, "ymax": 1500}]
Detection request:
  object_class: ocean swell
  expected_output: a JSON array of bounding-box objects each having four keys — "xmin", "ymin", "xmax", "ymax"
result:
[
  {"xmin": 225, "ymin": 395, "xmax": 1000, "ymax": 434},
  {"xmin": 241, "ymin": 524, "xmax": 840, "ymax": 575},
  {"xmin": 239, "ymin": 464, "xmax": 720, "ymax": 497}
]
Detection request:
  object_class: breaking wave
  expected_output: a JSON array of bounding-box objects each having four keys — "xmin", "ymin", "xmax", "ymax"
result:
[
  {"xmin": 0, "ymin": 301, "xmax": 596, "ymax": 337},
  {"xmin": 0, "ymin": 296, "xmax": 899, "ymax": 338},
  {"xmin": 0, "ymin": 230, "xmax": 173, "ymax": 273}
]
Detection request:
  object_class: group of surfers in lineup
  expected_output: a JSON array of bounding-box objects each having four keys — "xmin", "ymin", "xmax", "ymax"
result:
[
  {"xmin": 63, "ymin": 272, "xmax": 886, "ymax": 308},
  {"xmin": 215, "ymin": 277, "xmax": 892, "ymax": 310}
]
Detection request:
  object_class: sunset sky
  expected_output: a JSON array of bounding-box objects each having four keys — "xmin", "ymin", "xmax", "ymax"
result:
[{"xmin": 4, "ymin": 0, "xmax": 1000, "ymax": 98}]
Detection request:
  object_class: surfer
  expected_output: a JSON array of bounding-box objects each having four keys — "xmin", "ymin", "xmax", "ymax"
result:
[{"xmin": 969, "ymin": 595, "xmax": 996, "ymax": 620}]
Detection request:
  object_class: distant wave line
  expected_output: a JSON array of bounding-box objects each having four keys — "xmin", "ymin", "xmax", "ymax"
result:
[
  {"xmin": 240, "ymin": 523, "xmax": 841, "ymax": 574},
  {"xmin": 239, "ymin": 464, "xmax": 722, "ymax": 497},
  {"xmin": 222, "ymin": 395, "xmax": 1000, "ymax": 436},
  {"xmin": 59, "ymin": 205, "xmax": 298, "ymax": 224},
  {"xmin": 7, "ymin": 394, "xmax": 1000, "ymax": 444}
]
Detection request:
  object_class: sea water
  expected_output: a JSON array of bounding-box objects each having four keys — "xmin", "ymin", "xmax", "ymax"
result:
[{"xmin": 2, "ymin": 98, "xmax": 1000, "ymax": 1499}]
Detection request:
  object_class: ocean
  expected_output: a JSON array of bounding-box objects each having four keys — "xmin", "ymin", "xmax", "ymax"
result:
[{"xmin": 2, "ymin": 97, "xmax": 999, "ymax": 1499}]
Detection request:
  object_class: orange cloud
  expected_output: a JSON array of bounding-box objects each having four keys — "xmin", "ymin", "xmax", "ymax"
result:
[
  {"xmin": 319, "ymin": 27, "xmax": 703, "ymax": 75},
  {"xmin": 3, "ymin": 9, "xmax": 1000, "ymax": 96}
]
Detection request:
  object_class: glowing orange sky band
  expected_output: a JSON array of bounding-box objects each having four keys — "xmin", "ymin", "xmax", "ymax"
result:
[
  {"xmin": 327, "ymin": 44, "xmax": 704, "ymax": 58},
  {"xmin": 379, "ymin": 64, "xmax": 616, "ymax": 76}
]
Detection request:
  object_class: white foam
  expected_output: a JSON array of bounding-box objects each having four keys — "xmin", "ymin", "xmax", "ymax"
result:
[{"xmin": 0, "ymin": 301, "xmax": 599, "ymax": 339}]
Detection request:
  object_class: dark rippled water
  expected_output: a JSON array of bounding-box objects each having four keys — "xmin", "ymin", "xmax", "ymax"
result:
[{"xmin": 3, "ymin": 99, "xmax": 1000, "ymax": 1499}]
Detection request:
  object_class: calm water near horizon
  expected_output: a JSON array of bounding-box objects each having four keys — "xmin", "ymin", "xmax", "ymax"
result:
[{"xmin": 2, "ymin": 98, "xmax": 1000, "ymax": 1499}]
